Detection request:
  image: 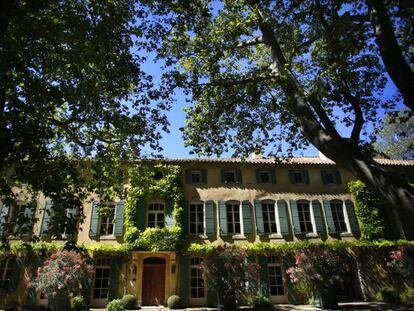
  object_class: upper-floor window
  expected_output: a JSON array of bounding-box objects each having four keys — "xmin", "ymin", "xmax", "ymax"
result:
[
  {"xmin": 267, "ymin": 256, "xmax": 285, "ymax": 296},
  {"xmin": 225, "ymin": 170, "xmax": 236, "ymax": 183},
  {"xmin": 147, "ymin": 203, "xmax": 165, "ymax": 228},
  {"xmin": 260, "ymin": 171, "xmax": 270, "ymax": 183},
  {"xmin": 330, "ymin": 200, "xmax": 347, "ymax": 233},
  {"xmin": 189, "ymin": 202, "xmax": 204, "ymax": 235},
  {"xmin": 297, "ymin": 201, "xmax": 313, "ymax": 233},
  {"xmin": 289, "ymin": 170, "xmax": 309, "ymax": 185},
  {"xmin": 191, "ymin": 171, "xmax": 201, "ymax": 183},
  {"xmin": 226, "ymin": 202, "xmax": 241, "ymax": 234},
  {"xmin": 262, "ymin": 202, "xmax": 277, "ymax": 234},
  {"xmin": 185, "ymin": 169, "xmax": 207, "ymax": 184},
  {"xmin": 321, "ymin": 170, "xmax": 341, "ymax": 185},
  {"xmin": 98, "ymin": 204, "xmax": 115, "ymax": 236},
  {"xmin": 221, "ymin": 169, "xmax": 242, "ymax": 184},
  {"xmin": 0, "ymin": 257, "xmax": 13, "ymax": 285},
  {"xmin": 190, "ymin": 257, "xmax": 205, "ymax": 299},
  {"xmin": 0, "ymin": 202, "xmax": 33, "ymax": 237},
  {"xmin": 93, "ymin": 257, "xmax": 110, "ymax": 299}
]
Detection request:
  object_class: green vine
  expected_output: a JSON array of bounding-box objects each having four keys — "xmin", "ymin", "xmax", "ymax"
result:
[{"xmin": 124, "ymin": 162, "xmax": 184, "ymax": 251}]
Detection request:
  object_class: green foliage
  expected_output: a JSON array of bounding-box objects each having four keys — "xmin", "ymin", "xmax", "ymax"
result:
[
  {"xmin": 375, "ymin": 286, "xmax": 400, "ymax": 303},
  {"xmin": 107, "ymin": 299, "xmax": 125, "ymax": 311},
  {"xmin": 124, "ymin": 163, "xmax": 184, "ymax": 251},
  {"xmin": 348, "ymin": 180, "xmax": 385, "ymax": 241},
  {"xmin": 249, "ymin": 293, "xmax": 273, "ymax": 308},
  {"xmin": 400, "ymin": 286, "xmax": 414, "ymax": 304},
  {"xmin": 121, "ymin": 294, "xmax": 136, "ymax": 309},
  {"xmin": 86, "ymin": 243, "xmax": 130, "ymax": 257},
  {"xmin": 70, "ymin": 295, "xmax": 87, "ymax": 311},
  {"xmin": 166, "ymin": 295, "xmax": 181, "ymax": 309}
]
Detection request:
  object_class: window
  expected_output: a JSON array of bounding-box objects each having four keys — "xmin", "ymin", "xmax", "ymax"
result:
[
  {"xmin": 226, "ymin": 203, "xmax": 241, "ymax": 234},
  {"xmin": 99, "ymin": 204, "xmax": 115, "ymax": 236},
  {"xmin": 330, "ymin": 201, "xmax": 347, "ymax": 233},
  {"xmin": 289, "ymin": 170, "xmax": 309, "ymax": 185},
  {"xmin": 0, "ymin": 258, "xmax": 13, "ymax": 285},
  {"xmin": 260, "ymin": 171, "xmax": 270, "ymax": 183},
  {"xmin": 191, "ymin": 171, "xmax": 201, "ymax": 183},
  {"xmin": 225, "ymin": 170, "xmax": 236, "ymax": 183},
  {"xmin": 293, "ymin": 171, "xmax": 303, "ymax": 183},
  {"xmin": 325, "ymin": 172, "xmax": 335, "ymax": 184},
  {"xmin": 93, "ymin": 258, "xmax": 110, "ymax": 299},
  {"xmin": 190, "ymin": 257, "xmax": 205, "ymax": 299},
  {"xmin": 147, "ymin": 203, "xmax": 165, "ymax": 228},
  {"xmin": 262, "ymin": 202, "xmax": 277, "ymax": 234},
  {"xmin": 268, "ymin": 256, "xmax": 285, "ymax": 296},
  {"xmin": 189, "ymin": 203, "xmax": 204, "ymax": 235},
  {"xmin": 297, "ymin": 201, "xmax": 313, "ymax": 233}
]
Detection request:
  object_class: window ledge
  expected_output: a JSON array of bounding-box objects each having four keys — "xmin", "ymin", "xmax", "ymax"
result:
[
  {"xmin": 99, "ymin": 235, "xmax": 116, "ymax": 240},
  {"xmin": 232, "ymin": 234, "xmax": 246, "ymax": 240},
  {"xmin": 268, "ymin": 233, "xmax": 284, "ymax": 239},
  {"xmin": 340, "ymin": 232, "xmax": 353, "ymax": 237},
  {"xmin": 305, "ymin": 233, "xmax": 319, "ymax": 238}
]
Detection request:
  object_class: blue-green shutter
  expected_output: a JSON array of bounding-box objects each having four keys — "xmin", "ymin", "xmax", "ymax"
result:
[
  {"xmin": 9, "ymin": 256, "xmax": 23, "ymax": 292},
  {"xmin": 218, "ymin": 201, "xmax": 227, "ymax": 235},
  {"xmin": 312, "ymin": 200, "xmax": 324, "ymax": 234},
  {"xmin": 137, "ymin": 201, "xmax": 146, "ymax": 231},
  {"xmin": 345, "ymin": 200, "xmax": 359, "ymax": 234},
  {"xmin": 254, "ymin": 200, "xmax": 264, "ymax": 235},
  {"xmin": 270, "ymin": 169, "xmax": 277, "ymax": 184},
  {"xmin": 277, "ymin": 200, "xmax": 289, "ymax": 235},
  {"xmin": 0, "ymin": 202, "xmax": 9, "ymax": 236},
  {"xmin": 321, "ymin": 170, "xmax": 328, "ymax": 184},
  {"xmin": 89, "ymin": 203, "xmax": 99, "ymax": 237},
  {"xmin": 165, "ymin": 201, "xmax": 174, "ymax": 227},
  {"xmin": 114, "ymin": 202, "xmax": 125, "ymax": 236},
  {"xmin": 181, "ymin": 200, "xmax": 189, "ymax": 234},
  {"xmin": 205, "ymin": 200, "xmax": 214, "ymax": 236},
  {"xmin": 185, "ymin": 169, "xmax": 191, "ymax": 183},
  {"xmin": 180, "ymin": 255, "xmax": 189, "ymax": 307},
  {"xmin": 242, "ymin": 200, "xmax": 251, "ymax": 234},
  {"xmin": 258, "ymin": 256, "xmax": 269, "ymax": 296},
  {"xmin": 323, "ymin": 200, "xmax": 336, "ymax": 233},
  {"xmin": 108, "ymin": 257, "xmax": 121, "ymax": 300},
  {"xmin": 201, "ymin": 169, "xmax": 207, "ymax": 184},
  {"xmin": 334, "ymin": 170, "xmax": 342, "ymax": 184},
  {"xmin": 236, "ymin": 169, "xmax": 242, "ymax": 183},
  {"xmin": 221, "ymin": 169, "xmax": 226, "ymax": 183},
  {"xmin": 289, "ymin": 200, "xmax": 301, "ymax": 234},
  {"xmin": 303, "ymin": 170, "xmax": 310, "ymax": 184},
  {"xmin": 40, "ymin": 201, "xmax": 52, "ymax": 236}
]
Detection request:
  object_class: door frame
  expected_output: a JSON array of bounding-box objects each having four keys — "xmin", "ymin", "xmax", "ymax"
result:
[{"xmin": 142, "ymin": 257, "xmax": 166, "ymax": 306}]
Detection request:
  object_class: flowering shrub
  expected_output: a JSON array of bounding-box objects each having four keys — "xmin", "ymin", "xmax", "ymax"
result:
[
  {"xmin": 386, "ymin": 247, "xmax": 414, "ymax": 280},
  {"xmin": 32, "ymin": 251, "xmax": 93, "ymax": 299},
  {"xmin": 286, "ymin": 247, "xmax": 349, "ymax": 291}
]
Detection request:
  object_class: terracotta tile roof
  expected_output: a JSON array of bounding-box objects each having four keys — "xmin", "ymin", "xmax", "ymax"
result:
[{"xmin": 160, "ymin": 156, "xmax": 414, "ymax": 166}]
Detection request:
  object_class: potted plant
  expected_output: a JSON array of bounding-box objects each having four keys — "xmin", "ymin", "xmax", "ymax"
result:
[
  {"xmin": 286, "ymin": 247, "xmax": 349, "ymax": 309},
  {"xmin": 32, "ymin": 251, "xmax": 93, "ymax": 311}
]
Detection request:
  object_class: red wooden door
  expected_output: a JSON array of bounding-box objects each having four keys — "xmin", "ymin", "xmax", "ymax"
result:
[{"xmin": 142, "ymin": 262, "xmax": 166, "ymax": 305}]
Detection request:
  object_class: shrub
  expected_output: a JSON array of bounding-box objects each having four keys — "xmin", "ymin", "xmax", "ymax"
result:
[
  {"xmin": 107, "ymin": 299, "xmax": 124, "ymax": 311},
  {"xmin": 401, "ymin": 286, "xmax": 414, "ymax": 304},
  {"xmin": 167, "ymin": 295, "xmax": 181, "ymax": 309},
  {"xmin": 70, "ymin": 295, "xmax": 87, "ymax": 311},
  {"xmin": 121, "ymin": 294, "xmax": 136, "ymax": 309},
  {"xmin": 375, "ymin": 286, "xmax": 400, "ymax": 303},
  {"xmin": 249, "ymin": 293, "xmax": 273, "ymax": 308}
]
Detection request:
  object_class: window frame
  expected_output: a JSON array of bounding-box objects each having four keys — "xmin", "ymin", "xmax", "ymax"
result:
[
  {"xmin": 224, "ymin": 170, "xmax": 237, "ymax": 183},
  {"xmin": 226, "ymin": 201, "xmax": 242, "ymax": 235},
  {"xmin": 92, "ymin": 257, "xmax": 111, "ymax": 300},
  {"xmin": 189, "ymin": 257, "xmax": 205, "ymax": 300},
  {"xmin": 330, "ymin": 200, "xmax": 351, "ymax": 234},
  {"xmin": 261, "ymin": 200, "xmax": 279, "ymax": 234},
  {"xmin": 189, "ymin": 201, "xmax": 205, "ymax": 235},
  {"xmin": 190, "ymin": 171, "xmax": 202, "ymax": 183},
  {"xmin": 267, "ymin": 256, "xmax": 285, "ymax": 297},
  {"xmin": 147, "ymin": 202, "xmax": 165, "ymax": 228},
  {"xmin": 296, "ymin": 200, "xmax": 315, "ymax": 234},
  {"xmin": 259, "ymin": 170, "xmax": 271, "ymax": 183},
  {"xmin": 98, "ymin": 204, "xmax": 115, "ymax": 236}
]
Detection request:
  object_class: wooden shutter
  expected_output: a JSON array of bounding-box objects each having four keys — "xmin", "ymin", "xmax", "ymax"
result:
[
  {"xmin": 181, "ymin": 200, "xmax": 189, "ymax": 234},
  {"xmin": 201, "ymin": 169, "xmax": 207, "ymax": 184},
  {"xmin": 258, "ymin": 256, "xmax": 269, "ymax": 296},
  {"xmin": 277, "ymin": 200, "xmax": 289, "ymax": 235},
  {"xmin": 255, "ymin": 169, "xmax": 262, "ymax": 184},
  {"xmin": 288, "ymin": 170, "xmax": 295, "ymax": 184},
  {"xmin": 40, "ymin": 201, "xmax": 52, "ymax": 236},
  {"xmin": 114, "ymin": 201, "xmax": 125, "ymax": 236},
  {"xmin": 205, "ymin": 200, "xmax": 215, "ymax": 236},
  {"xmin": 303, "ymin": 170, "xmax": 310, "ymax": 184},
  {"xmin": 312, "ymin": 200, "xmax": 324, "ymax": 234},
  {"xmin": 236, "ymin": 169, "xmax": 242, "ymax": 184},
  {"xmin": 0, "ymin": 202, "xmax": 9, "ymax": 236},
  {"xmin": 22, "ymin": 205, "xmax": 34, "ymax": 236},
  {"xmin": 108, "ymin": 257, "xmax": 121, "ymax": 300},
  {"xmin": 185, "ymin": 169, "xmax": 192, "ymax": 183},
  {"xmin": 8, "ymin": 256, "xmax": 23, "ymax": 292},
  {"xmin": 323, "ymin": 200, "xmax": 336, "ymax": 233},
  {"xmin": 179, "ymin": 255, "xmax": 189, "ymax": 307},
  {"xmin": 218, "ymin": 201, "xmax": 227, "ymax": 235},
  {"xmin": 270, "ymin": 169, "xmax": 277, "ymax": 184},
  {"xmin": 254, "ymin": 200, "xmax": 264, "ymax": 235},
  {"xmin": 289, "ymin": 200, "xmax": 301, "ymax": 234},
  {"xmin": 165, "ymin": 201, "xmax": 174, "ymax": 227},
  {"xmin": 321, "ymin": 170, "xmax": 328, "ymax": 184},
  {"xmin": 242, "ymin": 200, "xmax": 251, "ymax": 234},
  {"xmin": 345, "ymin": 200, "xmax": 359, "ymax": 234},
  {"xmin": 221, "ymin": 169, "xmax": 226, "ymax": 183},
  {"xmin": 334, "ymin": 170, "xmax": 342, "ymax": 184},
  {"xmin": 137, "ymin": 201, "xmax": 146, "ymax": 231},
  {"xmin": 89, "ymin": 202, "xmax": 99, "ymax": 237}
]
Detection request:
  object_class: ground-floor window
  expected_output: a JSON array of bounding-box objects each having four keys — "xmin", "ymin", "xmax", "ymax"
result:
[
  {"xmin": 268, "ymin": 256, "xmax": 284, "ymax": 296},
  {"xmin": 190, "ymin": 257, "xmax": 205, "ymax": 298},
  {"xmin": 93, "ymin": 258, "xmax": 110, "ymax": 299},
  {"xmin": 0, "ymin": 257, "xmax": 12, "ymax": 285}
]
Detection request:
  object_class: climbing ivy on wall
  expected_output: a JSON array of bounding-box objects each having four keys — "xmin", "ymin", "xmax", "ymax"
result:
[
  {"xmin": 348, "ymin": 180, "xmax": 385, "ymax": 241},
  {"xmin": 124, "ymin": 162, "xmax": 184, "ymax": 251}
]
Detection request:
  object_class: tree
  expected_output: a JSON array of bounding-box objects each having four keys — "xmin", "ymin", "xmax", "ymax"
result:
[
  {"xmin": 140, "ymin": 0, "xmax": 414, "ymax": 238},
  {"xmin": 0, "ymin": 0, "xmax": 170, "ymax": 237},
  {"xmin": 374, "ymin": 110, "xmax": 414, "ymax": 159}
]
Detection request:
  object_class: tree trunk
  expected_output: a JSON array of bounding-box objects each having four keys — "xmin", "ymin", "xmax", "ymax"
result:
[{"xmin": 366, "ymin": 0, "xmax": 414, "ymax": 110}]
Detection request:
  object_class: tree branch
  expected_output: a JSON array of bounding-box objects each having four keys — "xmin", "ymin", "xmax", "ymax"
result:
[{"xmin": 236, "ymin": 36, "xmax": 263, "ymax": 48}]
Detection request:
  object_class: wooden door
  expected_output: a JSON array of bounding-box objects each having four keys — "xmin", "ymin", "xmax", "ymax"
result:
[{"xmin": 142, "ymin": 258, "xmax": 166, "ymax": 305}]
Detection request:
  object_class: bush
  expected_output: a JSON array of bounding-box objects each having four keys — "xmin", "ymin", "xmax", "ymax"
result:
[
  {"xmin": 375, "ymin": 286, "xmax": 400, "ymax": 303},
  {"xmin": 401, "ymin": 286, "xmax": 414, "ymax": 304},
  {"xmin": 121, "ymin": 294, "xmax": 136, "ymax": 309},
  {"xmin": 107, "ymin": 299, "xmax": 124, "ymax": 311},
  {"xmin": 167, "ymin": 295, "xmax": 181, "ymax": 309},
  {"xmin": 70, "ymin": 295, "xmax": 87, "ymax": 311},
  {"xmin": 249, "ymin": 293, "xmax": 273, "ymax": 308}
]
